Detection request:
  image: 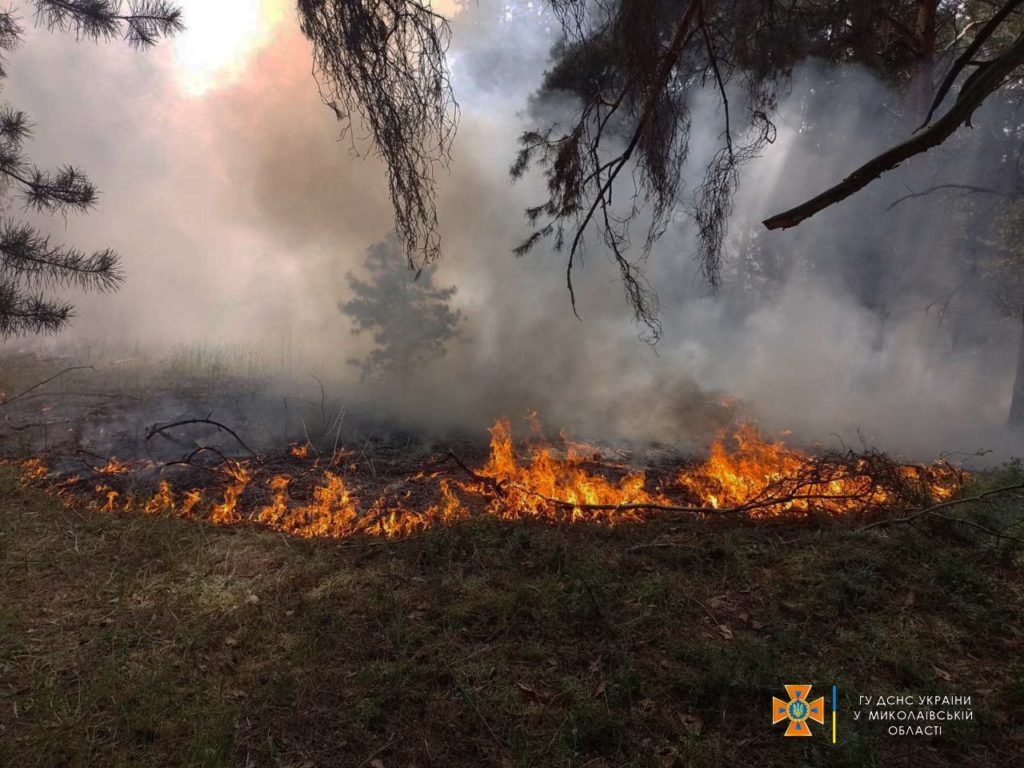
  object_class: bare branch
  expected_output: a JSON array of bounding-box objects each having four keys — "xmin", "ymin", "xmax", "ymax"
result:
[
  {"xmin": 763, "ymin": 26, "xmax": 1024, "ymax": 231},
  {"xmin": 860, "ymin": 482, "xmax": 1024, "ymax": 543},
  {"xmin": 145, "ymin": 416, "xmax": 257, "ymax": 457},
  {"xmin": 886, "ymin": 183, "xmax": 1013, "ymax": 211},
  {"xmin": 0, "ymin": 365, "xmax": 95, "ymax": 406}
]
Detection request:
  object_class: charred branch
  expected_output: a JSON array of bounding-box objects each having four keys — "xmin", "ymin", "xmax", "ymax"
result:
[{"xmin": 145, "ymin": 416, "xmax": 257, "ymax": 457}]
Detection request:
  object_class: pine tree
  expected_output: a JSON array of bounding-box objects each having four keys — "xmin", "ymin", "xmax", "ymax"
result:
[
  {"xmin": 0, "ymin": 1, "xmax": 182, "ymax": 337},
  {"xmin": 340, "ymin": 235, "xmax": 462, "ymax": 382}
]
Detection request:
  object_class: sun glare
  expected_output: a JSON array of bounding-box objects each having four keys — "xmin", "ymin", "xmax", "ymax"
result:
[{"xmin": 172, "ymin": 0, "xmax": 286, "ymax": 96}]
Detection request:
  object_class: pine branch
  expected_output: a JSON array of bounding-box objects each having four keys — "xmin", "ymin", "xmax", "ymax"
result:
[
  {"xmin": 0, "ymin": 220, "xmax": 123, "ymax": 291},
  {"xmin": 0, "ymin": 279, "xmax": 73, "ymax": 335},
  {"xmin": 0, "ymin": 3, "xmax": 179, "ymax": 338},
  {"xmin": 0, "ymin": 12, "xmax": 24, "ymax": 77},
  {"xmin": 33, "ymin": 0, "xmax": 183, "ymax": 48},
  {"xmin": 18, "ymin": 165, "xmax": 98, "ymax": 214},
  {"xmin": 0, "ymin": 108, "xmax": 32, "ymax": 148},
  {"xmin": 298, "ymin": 0, "xmax": 457, "ymax": 269}
]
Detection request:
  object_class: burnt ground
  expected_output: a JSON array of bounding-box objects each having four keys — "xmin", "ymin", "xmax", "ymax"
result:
[
  {"xmin": 0, "ymin": 350, "xmax": 398, "ymax": 463},
  {"xmin": 0, "ymin": 351, "xmax": 687, "ymax": 480},
  {"xmin": 1, "ymin": 352, "xmax": 1023, "ymax": 767},
  {"xmin": 0, "ymin": 350, "xmax": 697, "ymax": 529}
]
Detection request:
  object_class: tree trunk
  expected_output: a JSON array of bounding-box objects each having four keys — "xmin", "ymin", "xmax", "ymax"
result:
[
  {"xmin": 912, "ymin": 0, "xmax": 938, "ymax": 122},
  {"xmin": 1008, "ymin": 307, "xmax": 1024, "ymax": 428}
]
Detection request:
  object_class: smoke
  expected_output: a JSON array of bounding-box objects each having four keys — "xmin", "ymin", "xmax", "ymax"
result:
[{"xmin": 2, "ymin": 0, "xmax": 1021, "ymax": 461}]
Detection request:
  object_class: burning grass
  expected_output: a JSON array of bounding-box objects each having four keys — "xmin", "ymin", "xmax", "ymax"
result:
[
  {"xmin": 679, "ymin": 423, "xmax": 961, "ymax": 515},
  {"xmin": 9, "ymin": 417, "xmax": 964, "ymax": 541}
]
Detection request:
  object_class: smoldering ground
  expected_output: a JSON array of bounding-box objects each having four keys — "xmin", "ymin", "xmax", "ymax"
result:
[{"xmin": 0, "ymin": 0, "xmax": 1019, "ymax": 462}]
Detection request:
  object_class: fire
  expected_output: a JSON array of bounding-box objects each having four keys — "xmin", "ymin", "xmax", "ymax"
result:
[
  {"xmin": 679, "ymin": 423, "xmax": 958, "ymax": 515},
  {"xmin": 210, "ymin": 462, "xmax": 251, "ymax": 525},
  {"xmin": 98, "ymin": 458, "xmax": 131, "ymax": 475},
  {"xmin": 97, "ymin": 485, "xmax": 119, "ymax": 512},
  {"xmin": 143, "ymin": 480, "xmax": 176, "ymax": 515},
  {"xmin": 10, "ymin": 415, "xmax": 964, "ymax": 539},
  {"xmin": 476, "ymin": 419, "xmax": 663, "ymax": 524},
  {"xmin": 680, "ymin": 424, "xmax": 812, "ymax": 511},
  {"xmin": 22, "ymin": 458, "xmax": 48, "ymax": 481},
  {"xmin": 179, "ymin": 489, "xmax": 203, "ymax": 518},
  {"xmin": 258, "ymin": 471, "xmax": 360, "ymax": 537}
]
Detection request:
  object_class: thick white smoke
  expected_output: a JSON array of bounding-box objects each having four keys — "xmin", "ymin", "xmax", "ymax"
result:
[{"xmin": 2, "ymin": 0, "xmax": 1020, "ymax": 461}]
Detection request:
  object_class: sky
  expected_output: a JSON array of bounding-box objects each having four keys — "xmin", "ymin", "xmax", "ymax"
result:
[{"xmin": 1, "ymin": 0, "xmax": 1020, "ymax": 458}]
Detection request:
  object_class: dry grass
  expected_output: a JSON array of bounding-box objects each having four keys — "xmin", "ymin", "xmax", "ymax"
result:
[{"xmin": 1, "ymin": 466, "xmax": 1022, "ymax": 767}]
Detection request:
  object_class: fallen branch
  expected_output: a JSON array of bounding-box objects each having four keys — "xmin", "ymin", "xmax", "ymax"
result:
[
  {"xmin": 443, "ymin": 449, "xmax": 504, "ymax": 495},
  {"xmin": 444, "ymin": 446, "xmax": 951, "ymax": 520},
  {"xmin": 441, "ymin": 659, "xmax": 506, "ymax": 752},
  {"xmin": 860, "ymin": 482, "xmax": 1024, "ymax": 542},
  {"xmin": 162, "ymin": 446, "xmax": 232, "ymax": 472},
  {"xmin": 358, "ymin": 736, "xmax": 396, "ymax": 768},
  {"xmin": 4, "ymin": 391, "xmax": 141, "ymax": 403},
  {"xmin": 2, "ymin": 413, "xmax": 68, "ymax": 431},
  {"xmin": 145, "ymin": 416, "xmax": 257, "ymax": 458},
  {"xmin": 1, "ymin": 366, "xmax": 95, "ymax": 406},
  {"xmin": 627, "ymin": 538, "xmax": 697, "ymax": 553},
  {"xmin": 516, "ymin": 489, "xmax": 738, "ymax": 517}
]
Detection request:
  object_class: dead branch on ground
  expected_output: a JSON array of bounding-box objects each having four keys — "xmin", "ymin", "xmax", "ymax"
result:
[
  {"xmin": 1, "ymin": 365, "xmax": 95, "ymax": 406},
  {"xmin": 145, "ymin": 416, "xmax": 257, "ymax": 457},
  {"xmin": 860, "ymin": 482, "xmax": 1024, "ymax": 543}
]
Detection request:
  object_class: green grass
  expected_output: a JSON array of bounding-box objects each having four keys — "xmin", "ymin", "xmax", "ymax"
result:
[{"xmin": 1, "ymin": 465, "xmax": 1022, "ymax": 767}]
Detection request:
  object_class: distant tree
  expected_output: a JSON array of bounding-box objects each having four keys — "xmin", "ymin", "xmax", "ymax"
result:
[
  {"xmin": 340, "ymin": 235, "xmax": 462, "ymax": 381},
  {"xmin": 0, "ymin": 1, "xmax": 182, "ymax": 338}
]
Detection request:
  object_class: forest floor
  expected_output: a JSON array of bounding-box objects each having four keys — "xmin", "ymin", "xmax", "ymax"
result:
[{"xmin": 2, "ymin": 461, "xmax": 1023, "ymax": 768}]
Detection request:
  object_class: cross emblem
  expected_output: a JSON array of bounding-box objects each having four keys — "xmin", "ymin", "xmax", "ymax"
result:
[{"xmin": 772, "ymin": 684, "xmax": 825, "ymax": 736}]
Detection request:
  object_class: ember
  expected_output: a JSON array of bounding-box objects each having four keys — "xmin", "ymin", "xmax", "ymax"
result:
[{"xmin": 97, "ymin": 458, "xmax": 132, "ymax": 475}]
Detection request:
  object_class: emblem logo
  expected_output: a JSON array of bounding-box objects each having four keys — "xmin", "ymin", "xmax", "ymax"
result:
[{"xmin": 772, "ymin": 684, "xmax": 825, "ymax": 736}]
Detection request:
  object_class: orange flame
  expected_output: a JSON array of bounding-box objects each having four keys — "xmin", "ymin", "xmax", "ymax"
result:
[
  {"xmin": 143, "ymin": 480, "xmax": 175, "ymax": 515},
  {"xmin": 210, "ymin": 462, "xmax": 251, "ymax": 525},
  {"xmin": 13, "ymin": 415, "xmax": 963, "ymax": 539},
  {"xmin": 679, "ymin": 423, "xmax": 958, "ymax": 514},
  {"xmin": 476, "ymin": 419, "xmax": 663, "ymax": 524},
  {"xmin": 179, "ymin": 489, "xmax": 203, "ymax": 518},
  {"xmin": 22, "ymin": 458, "xmax": 48, "ymax": 481},
  {"xmin": 98, "ymin": 458, "xmax": 131, "ymax": 475}
]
